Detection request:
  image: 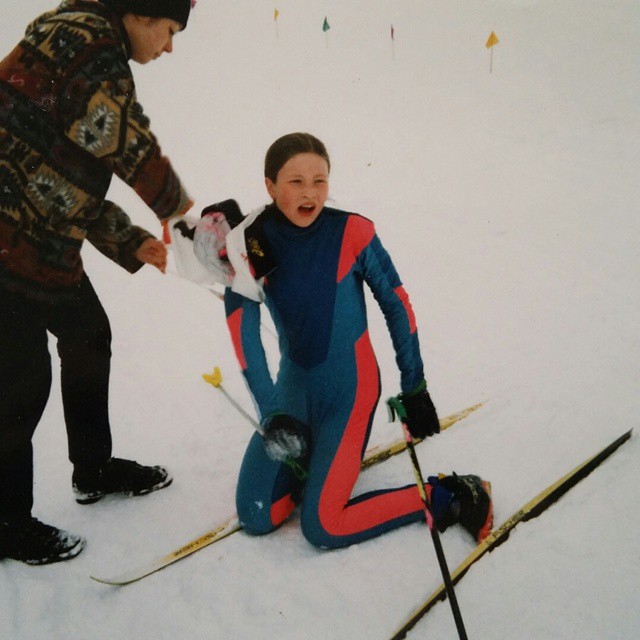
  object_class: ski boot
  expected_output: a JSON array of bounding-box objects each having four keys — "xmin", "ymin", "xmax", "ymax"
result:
[{"xmin": 429, "ymin": 473, "xmax": 493, "ymax": 542}]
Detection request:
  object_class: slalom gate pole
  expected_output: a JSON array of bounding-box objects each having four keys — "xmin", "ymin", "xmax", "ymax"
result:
[
  {"xmin": 387, "ymin": 397, "xmax": 469, "ymax": 640},
  {"xmin": 203, "ymin": 366, "xmax": 307, "ymax": 479}
]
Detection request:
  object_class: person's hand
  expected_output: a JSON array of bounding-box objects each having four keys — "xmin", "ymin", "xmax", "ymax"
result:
[
  {"xmin": 400, "ymin": 380, "xmax": 440, "ymax": 440},
  {"xmin": 136, "ymin": 238, "xmax": 168, "ymax": 273},
  {"xmin": 262, "ymin": 414, "xmax": 309, "ymax": 462}
]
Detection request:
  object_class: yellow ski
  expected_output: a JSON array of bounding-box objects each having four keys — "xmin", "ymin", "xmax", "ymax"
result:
[
  {"xmin": 91, "ymin": 402, "xmax": 482, "ymax": 586},
  {"xmin": 389, "ymin": 429, "xmax": 633, "ymax": 640}
]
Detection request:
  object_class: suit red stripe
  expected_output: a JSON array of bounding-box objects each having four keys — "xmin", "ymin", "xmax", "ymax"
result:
[
  {"xmin": 271, "ymin": 494, "xmax": 296, "ymax": 526},
  {"xmin": 226, "ymin": 307, "xmax": 247, "ymax": 370},
  {"xmin": 394, "ymin": 285, "xmax": 417, "ymax": 334},
  {"xmin": 318, "ymin": 331, "xmax": 423, "ymax": 536},
  {"xmin": 336, "ymin": 215, "xmax": 375, "ymax": 282}
]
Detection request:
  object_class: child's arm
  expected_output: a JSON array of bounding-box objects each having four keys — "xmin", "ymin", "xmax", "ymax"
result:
[
  {"xmin": 57, "ymin": 35, "xmax": 192, "ymax": 223},
  {"xmin": 86, "ymin": 200, "xmax": 156, "ymax": 273},
  {"xmin": 359, "ymin": 227, "xmax": 440, "ymax": 438},
  {"xmin": 223, "ymin": 288, "xmax": 278, "ymax": 422},
  {"xmin": 358, "ymin": 227, "xmax": 425, "ymax": 393}
]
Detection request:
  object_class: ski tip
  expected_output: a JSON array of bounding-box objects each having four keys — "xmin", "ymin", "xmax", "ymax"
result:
[
  {"xmin": 90, "ymin": 572, "xmax": 146, "ymax": 586},
  {"xmin": 90, "ymin": 574, "xmax": 141, "ymax": 586},
  {"xmin": 90, "ymin": 575, "xmax": 120, "ymax": 586}
]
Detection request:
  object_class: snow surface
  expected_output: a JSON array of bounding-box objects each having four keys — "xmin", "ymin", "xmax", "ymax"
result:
[{"xmin": 1, "ymin": 1, "xmax": 638, "ymax": 638}]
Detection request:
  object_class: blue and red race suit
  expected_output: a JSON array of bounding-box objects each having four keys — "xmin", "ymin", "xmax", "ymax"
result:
[{"xmin": 224, "ymin": 205, "xmax": 437, "ymax": 548}]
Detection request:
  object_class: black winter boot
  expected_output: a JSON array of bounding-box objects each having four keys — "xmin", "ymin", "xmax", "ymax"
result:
[
  {"xmin": 0, "ymin": 517, "xmax": 85, "ymax": 565},
  {"xmin": 73, "ymin": 457, "xmax": 172, "ymax": 504}
]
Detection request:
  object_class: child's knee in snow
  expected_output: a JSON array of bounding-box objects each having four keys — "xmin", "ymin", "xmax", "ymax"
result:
[{"xmin": 237, "ymin": 501, "xmax": 277, "ymax": 536}]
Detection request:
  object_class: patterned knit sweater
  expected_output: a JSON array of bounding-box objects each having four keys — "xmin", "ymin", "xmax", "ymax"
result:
[{"xmin": 0, "ymin": 0, "xmax": 192, "ymax": 302}]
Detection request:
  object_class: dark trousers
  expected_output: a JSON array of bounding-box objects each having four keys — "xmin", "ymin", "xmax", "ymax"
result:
[{"xmin": 0, "ymin": 275, "xmax": 112, "ymax": 521}]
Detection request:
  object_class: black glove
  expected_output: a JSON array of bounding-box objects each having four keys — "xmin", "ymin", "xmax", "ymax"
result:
[
  {"xmin": 262, "ymin": 414, "xmax": 309, "ymax": 462},
  {"xmin": 400, "ymin": 380, "xmax": 440, "ymax": 440},
  {"xmin": 201, "ymin": 199, "xmax": 245, "ymax": 228}
]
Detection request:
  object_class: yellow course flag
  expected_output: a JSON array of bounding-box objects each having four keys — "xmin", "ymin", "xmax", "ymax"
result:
[
  {"xmin": 486, "ymin": 31, "xmax": 499, "ymax": 48},
  {"xmin": 274, "ymin": 8, "xmax": 279, "ymax": 21}
]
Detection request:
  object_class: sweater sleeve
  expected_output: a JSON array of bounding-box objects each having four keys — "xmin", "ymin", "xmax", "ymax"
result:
[
  {"xmin": 86, "ymin": 199, "xmax": 154, "ymax": 273},
  {"xmin": 224, "ymin": 287, "xmax": 278, "ymax": 422},
  {"xmin": 59, "ymin": 36, "xmax": 192, "ymax": 222},
  {"xmin": 358, "ymin": 229, "xmax": 425, "ymax": 392}
]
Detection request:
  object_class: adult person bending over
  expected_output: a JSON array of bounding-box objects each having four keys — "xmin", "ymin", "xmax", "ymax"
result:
[{"xmin": 0, "ymin": 0, "xmax": 195, "ymax": 565}]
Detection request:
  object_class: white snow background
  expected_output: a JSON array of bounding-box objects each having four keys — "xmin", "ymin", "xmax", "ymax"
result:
[{"xmin": 1, "ymin": 1, "xmax": 638, "ymax": 638}]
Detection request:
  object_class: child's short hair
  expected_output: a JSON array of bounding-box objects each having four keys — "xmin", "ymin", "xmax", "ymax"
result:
[{"xmin": 264, "ymin": 133, "xmax": 331, "ymax": 182}]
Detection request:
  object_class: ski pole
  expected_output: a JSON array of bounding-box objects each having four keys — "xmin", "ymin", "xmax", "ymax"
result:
[
  {"xmin": 203, "ymin": 367, "xmax": 308, "ymax": 480},
  {"xmin": 387, "ymin": 396, "xmax": 469, "ymax": 640},
  {"xmin": 203, "ymin": 366, "xmax": 259, "ymax": 427}
]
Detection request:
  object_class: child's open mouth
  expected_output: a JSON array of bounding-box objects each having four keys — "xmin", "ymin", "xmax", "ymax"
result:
[{"xmin": 298, "ymin": 204, "xmax": 315, "ymax": 215}]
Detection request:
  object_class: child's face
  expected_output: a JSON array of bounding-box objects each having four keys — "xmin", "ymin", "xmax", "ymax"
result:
[
  {"xmin": 125, "ymin": 16, "xmax": 182, "ymax": 64},
  {"xmin": 265, "ymin": 153, "xmax": 329, "ymax": 227}
]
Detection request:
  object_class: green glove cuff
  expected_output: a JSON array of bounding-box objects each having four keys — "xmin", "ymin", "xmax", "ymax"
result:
[
  {"xmin": 402, "ymin": 378, "xmax": 427, "ymax": 398},
  {"xmin": 388, "ymin": 380, "xmax": 427, "ymax": 422}
]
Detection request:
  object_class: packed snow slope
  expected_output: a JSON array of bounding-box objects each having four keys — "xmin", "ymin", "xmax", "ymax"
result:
[{"xmin": 1, "ymin": 1, "xmax": 638, "ymax": 639}]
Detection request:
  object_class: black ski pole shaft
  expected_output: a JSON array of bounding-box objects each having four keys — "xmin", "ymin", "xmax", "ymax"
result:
[{"xmin": 387, "ymin": 397, "xmax": 469, "ymax": 640}]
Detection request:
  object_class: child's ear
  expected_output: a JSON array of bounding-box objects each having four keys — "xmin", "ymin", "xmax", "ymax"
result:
[{"xmin": 265, "ymin": 178, "xmax": 276, "ymax": 201}]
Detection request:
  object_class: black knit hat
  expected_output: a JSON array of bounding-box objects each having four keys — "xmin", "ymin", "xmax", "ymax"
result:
[{"xmin": 102, "ymin": 0, "xmax": 193, "ymax": 30}]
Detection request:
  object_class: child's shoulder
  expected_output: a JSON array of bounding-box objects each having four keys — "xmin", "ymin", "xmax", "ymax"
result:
[
  {"xmin": 328, "ymin": 209, "xmax": 377, "ymax": 274},
  {"xmin": 323, "ymin": 207, "xmax": 375, "ymax": 229}
]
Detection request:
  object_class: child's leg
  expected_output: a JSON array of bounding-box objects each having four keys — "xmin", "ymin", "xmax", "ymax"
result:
[
  {"xmin": 0, "ymin": 294, "xmax": 52, "ymax": 522},
  {"xmin": 300, "ymin": 426, "xmax": 431, "ymax": 548},
  {"xmin": 299, "ymin": 332, "xmax": 443, "ymax": 549},
  {"xmin": 235, "ymin": 431, "xmax": 304, "ymax": 535}
]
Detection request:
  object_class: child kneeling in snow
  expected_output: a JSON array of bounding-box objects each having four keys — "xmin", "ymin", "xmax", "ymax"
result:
[{"xmin": 179, "ymin": 132, "xmax": 493, "ymax": 549}]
